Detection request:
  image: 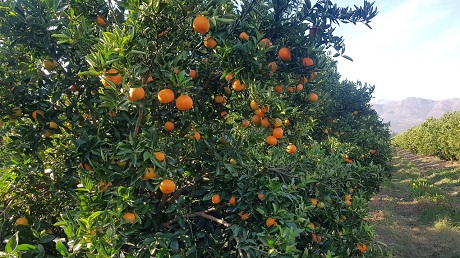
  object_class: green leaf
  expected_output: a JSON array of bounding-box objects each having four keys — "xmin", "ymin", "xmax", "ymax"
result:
[
  {"xmin": 5, "ymin": 232, "xmax": 18, "ymax": 253},
  {"xmin": 15, "ymin": 244, "xmax": 36, "ymax": 252},
  {"xmin": 342, "ymin": 55, "xmax": 353, "ymax": 61}
]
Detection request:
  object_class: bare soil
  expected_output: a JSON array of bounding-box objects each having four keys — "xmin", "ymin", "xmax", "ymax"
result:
[{"xmin": 368, "ymin": 148, "xmax": 460, "ymax": 258}]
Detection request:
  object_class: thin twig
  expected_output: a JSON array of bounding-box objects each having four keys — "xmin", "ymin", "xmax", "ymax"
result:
[{"xmin": 133, "ymin": 105, "xmax": 143, "ymax": 140}]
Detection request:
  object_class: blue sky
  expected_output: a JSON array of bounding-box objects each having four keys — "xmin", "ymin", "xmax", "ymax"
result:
[{"xmin": 331, "ymin": 0, "xmax": 460, "ymax": 100}]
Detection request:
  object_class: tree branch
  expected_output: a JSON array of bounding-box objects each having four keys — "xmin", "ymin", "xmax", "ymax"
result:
[{"xmin": 133, "ymin": 105, "xmax": 143, "ymax": 140}]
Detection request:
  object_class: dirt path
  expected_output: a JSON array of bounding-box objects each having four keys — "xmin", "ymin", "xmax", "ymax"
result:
[{"xmin": 368, "ymin": 148, "xmax": 460, "ymax": 258}]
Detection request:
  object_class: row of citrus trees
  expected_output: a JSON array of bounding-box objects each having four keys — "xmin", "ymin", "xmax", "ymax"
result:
[
  {"xmin": 392, "ymin": 111, "xmax": 460, "ymax": 161},
  {"xmin": 0, "ymin": 0, "xmax": 391, "ymax": 257}
]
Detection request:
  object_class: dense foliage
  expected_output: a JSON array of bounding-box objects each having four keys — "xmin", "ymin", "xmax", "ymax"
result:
[
  {"xmin": 392, "ymin": 111, "xmax": 460, "ymax": 161},
  {"xmin": 0, "ymin": 0, "xmax": 391, "ymax": 257}
]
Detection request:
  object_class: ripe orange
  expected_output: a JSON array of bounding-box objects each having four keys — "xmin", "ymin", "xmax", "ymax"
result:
[
  {"xmin": 228, "ymin": 196, "xmax": 236, "ymax": 205},
  {"xmin": 15, "ymin": 217, "xmax": 29, "ymax": 226},
  {"xmin": 261, "ymin": 118, "xmax": 269, "ymax": 127},
  {"xmin": 158, "ymin": 89, "xmax": 175, "ymax": 104},
  {"xmin": 211, "ymin": 194, "xmax": 221, "ymax": 204},
  {"xmin": 220, "ymin": 111, "xmax": 228, "ymax": 118},
  {"xmin": 296, "ymin": 84, "xmax": 303, "ymax": 92},
  {"xmin": 284, "ymin": 119, "xmax": 290, "ymax": 126},
  {"xmin": 108, "ymin": 111, "xmax": 117, "ymax": 118},
  {"xmin": 239, "ymin": 211, "xmax": 249, "ymax": 220},
  {"xmin": 287, "ymin": 86, "xmax": 296, "ymax": 93},
  {"xmin": 299, "ymin": 76, "xmax": 308, "ymax": 84},
  {"xmin": 190, "ymin": 131, "xmax": 201, "ymax": 140},
  {"xmin": 176, "ymin": 95, "xmax": 193, "ymax": 110},
  {"xmin": 232, "ymin": 79, "xmax": 246, "ymax": 91},
  {"xmin": 239, "ymin": 32, "xmax": 249, "ymax": 40},
  {"xmin": 356, "ymin": 243, "xmax": 367, "ymax": 253},
  {"xmin": 274, "ymin": 85, "xmax": 283, "ymax": 93},
  {"xmin": 344, "ymin": 200, "xmax": 352, "ymax": 205},
  {"xmin": 96, "ymin": 15, "xmax": 106, "ymax": 26},
  {"xmin": 142, "ymin": 168, "xmax": 157, "ymax": 180},
  {"xmin": 32, "ymin": 110, "xmax": 44, "ymax": 120},
  {"xmin": 164, "ymin": 121, "xmax": 174, "ymax": 131},
  {"xmin": 160, "ymin": 179, "xmax": 176, "ymax": 194},
  {"xmin": 43, "ymin": 130, "xmax": 53, "ymax": 138},
  {"xmin": 215, "ymin": 95, "xmax": 224, "ymax": 104},
  {"xmin": 252, "ymin": 115, "xmax": 261, "ymax": 124},
  {"xmin": 255, "ymin": 109, "xmax": 264, "ymax": 117},
  {"xmin": 250, "ymin": 100, "xmax": 259, "ymax": 110},
  {"xmin": 308, "ymin": 222, "xmax": 315, "ymax": 229},
  {"xmin": 259, "ymin": 38, "xmax": 272, "ymax": 49},
  {"xmin": 266, "ymin": 217, "xmax": 277, "ymax": 227},
  {"xmin": 307, "ymin": 93, "xmax": 318, "ymax": 102},
  {"xmin": 98, "ymin": 181, "xmax": 112, "ymax": 191},
  {"xmin": 266, "ymin": 136, "xmax": 278, "ymax": 145},
  {"xmin": 311, "ymin": 198, "xmax": 318, "ymax": 205},
  {"xmin": 70, "ymin": 85, "xmax": 78, "ymax": 92},
  {"xmin": 241, "ymin": 119, "xmax": 249, "ymax": 128},
  {"xmin": 128, "ymin": 87, "xmax": 145, "ymax": 101},
  {"xmin": 267, "ymin": 61, "xmax": 277, "ymax": 73},
  {"xmin": 278, "ymin": 47, "xmax": 291, "ymax": 61},
  {"xmin": 286, "ymin": 143, "xmax": 297, "ymax": 154},
  {"xmin": 204, "ymin": 36, "xmax": 217, "ymax": 49},
  {"xmin": 272, "ymin": 127, "xmax": 283, "ymax": 139},
  {"xmin": 193, "ymin": 15, "xmax": 210, "ymax": 34},
  {"xmin": 189, "ymin": 69, "xmax": 198, "ymax": 79},
  {"xmin": 143, "ymin": 75, "xmax": 154, "ymax": 84},
  {"xmin": 302, "ymin": 57, "xmax": 314, "ymax": 67},
  {"xmin": 154, "ymin": 152, "xmax": 165, "ymax": 162},
  {"xmin": 272, "ymin": 118, "xmax": 282, "ymax": 127},
  {"xmin": 102, "ymin": 68, "xmax": 122, "ymax": 86},
  {"xmin": 225, "ymin": 72, "xmax": 234, "ymax": 82},
  {"xmin": 310, "ymin": 71, "xmax": 316, "ymax": 80},
  {"xmin": 312, "ymin": 233, "xmax": 319, "ymax": 243},
  {"xmin": 369, "ymin": 149, "xmax": 377, "ymax": 155},
  {"xmin": 258, "ymin": 193, "xmax": 264, "ymax": 200},
  {"xmin": 344, "ymin": 194, "xmax": 352, "ymax": 201},
  {"xmin": 122, "ymin": 212, "xmax": 136, "ymax": 223}
]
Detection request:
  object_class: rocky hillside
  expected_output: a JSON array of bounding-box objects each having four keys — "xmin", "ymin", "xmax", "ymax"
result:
[{"xmin": 372, "ymin": 97, "xmax": 460, "ymax": 133}]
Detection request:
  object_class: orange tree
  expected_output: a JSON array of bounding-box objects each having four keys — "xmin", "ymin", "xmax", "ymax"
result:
[{"xmin": 0, "ymin": 0, "xmax": 391, "ymax": 257}]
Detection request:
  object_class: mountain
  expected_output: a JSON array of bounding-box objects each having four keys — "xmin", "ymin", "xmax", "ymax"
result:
[{"xmin": 371, "ymin": 97, "xmax": 460, "ymax": 134}]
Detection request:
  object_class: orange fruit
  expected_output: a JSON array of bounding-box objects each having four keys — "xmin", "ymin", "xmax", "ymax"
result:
[
  {"xmin": 241, "ymin": 119, "xmax": 250, "ymax": 128},
  {"xmin": 307, "ymin": 93, "xmax": 318, "ymax": 102},
  {"xmin": 284, "ymin": 119, "xmax": 290, "ymax": 126},
  {"xmin": 43, "ymin": 130, "xmax": 53, "ymax": 138},
  {"xmin": 278, "ymin": 47, "xmax": 291, "ymax": 61},
  {"xmin": 128, "ymin": 87, "xmax": 145, "ymax": 101},
  {"xmin": 272, "ymin": 127, "xmax": 283, "ymax": 139},
  {"xmin": 189, "ymin": 131, "xmax": 201, "ymax": 140},
  {"xmin": 32, "ymin": 110, "xmax": 44, "ymax": 120},
  {"xmin": 143, "ymin": 75, "xmax": 154, "ymax": 84},
  {"xmin": 96, "ymin": 15, "xmax": 106, "ymax": 26},
  {"xmin": 344, "ymin": 200, "xmax": 352, "ymax": 205},
  {"xmin": 176, "ymin": 95, "xmax": 193, "ymax": 110},
  {"xmin": 274, "ymin": 85, "xmax": 283, "ymax": 93},
  {"xmin": 286, "ymin": 144, "xmax": 297, "ymax": 154},
  {"xmin": 258, "ymin": 193, "xmax": 264, "ymax": 200},
  {"xmin": 102, "ymin": 68, "xmax": 122, "ymax": 86},
  {"xmin": 204, "ymin": 36, "xmax": 217, "ymax": 49},
  {"xmin": 272, "ymin": 118, "xmax": 282, "ymax": 127},
  {"xmin": 299, "ymin": 76, "xmax": 308, "ymax": 84},
  {"xmin": 220, "ymin": 111, "xmax": 228, "ymax": 118},
  {"xmin": 193, "ymin": 15, "xmax": 210, "ymax": 34},
  {"xmin": 108, "ymin": 111, "xmax": 117, "ymax": 117},
  {"xmin": 296, "ymin": 84, "xmax": 303, "ymax": 92},
  {"xmin": 154, "ymin": 152, "xmax": 165, "ymax": 162},
  {"xmin": 122, "ymin": 212, "xmax": 136, "ymax": 223},
  {"xmin": 310, "ymin": 71, "xmax": 316, "ymax": 80},
  {"xmin": 312, "ymin": 233, "xmax": 319, "ymax": 243},
  {"xmin": 311, "ymin": 198, "xmax": 318, "ymax": 205},
  {"xmin": 353, "ymin": 110, "xmax": 359, "ymax": 116},
  {"xmin": 266, "ymin": 217, "xmax": 277, "ymax": 227},
  {"xmin": 259, "ymin": 38, "xmax": 272, "ymax": 49},
  {"xmin": 15, "ymin": 217, "xmax": 29, "ymax": 226},
  {"xmin": 356, "ymin": 243, "xmax": 367, "ymax": 253},
  {"xmin": 98, "ymin": 181, "xmax": 112, "ymax": 191},
  {"xmin": 255, "ymin": 109, "xmax": 264, "ymax": 117},
  {"xmin": 228, "ymin": 196, "xmax": 236, "ymax": 205},
  {"xmin": 369, "ymin": 149, "xmax": 377, "ymax": 155},
  {"xmin": 308, "ymin": 222, "xmax": 315, "ymax": 229},
  {"xmin": 158, "ymin": 89, "xmax": 175, "ymax": 104},
  {"xmin": 344, "ymin": 194, "xmax": 352, "ymax": 201},
  {"xmin": 211, "ymin": 194, "xmax": 221, "ymax": 204},
  {"xmin": 164, "ymin": 121, "xmax": 174, "ymax": 131},
  {"xmin": 287, "ymin": 86, "xmax": 296, "ymax": 93},
  {"xmin": 252, "ymin": 115, "xmax": 261, "ymax": 124},
  {"xmin": 47, "ymin": 121, "xmax": 58, "ymax": 129},
  {"xmin": 266, "ymin": 136, "xmax": 278, "ymax": 145},
  {"xmin": 267, "ymin": 61, "xmax": 277, "ymax": 73},
  {"xmin": 160, "ymin": 179, "xmax": 175, "ymax": 194},
  {"xmin": 189, "ymin": 69, "xmax": 198, "ymax": 79},
  {"xmin": 215, "ymin": 95, "xmax": 224, "ymax": 104},
  {"xmin": 239, "ymin": 211, "xmax": 249, "ymax": 220},
  {"xmin": 250, "ymin": 100, "xmax": 259, "ymax": 110},
  {"xmin": 302, "ymin": 57, "xmax": 314, "ymax": 67},
  {"xmin": 70, "ymin": 85, "xmax": 78, "ymax": 92},
  {"xmin": 229, "ymin": 158, "xmax": 236, "ymax": 165},
  {"xmin": 232, "ymin": 79, "xmax": 246, "ymax": 91},
  {"xmin": 261, "ymin": 118, "xmax": 269, "ymax": 127},
  {"xmin": 142, "ymin": 168, "xmax": 157, "ymax": 180},
  {"xmin": 225, "ymin": 72, "xmax": 234, "ymax": 82},
  {"xmin": 239, "ymin": 32, "xmax": 249, "ymax": 40}
]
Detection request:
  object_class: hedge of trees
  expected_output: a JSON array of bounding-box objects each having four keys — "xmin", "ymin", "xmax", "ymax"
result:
[
  {"xmin": 392, "ymin": 111, "xmax": 460, "ymax": 161},
  {"xmin": 0, "ymin": 0, "xmax": 392, "ymax": 257}
]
